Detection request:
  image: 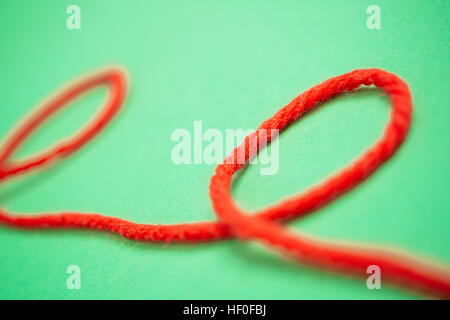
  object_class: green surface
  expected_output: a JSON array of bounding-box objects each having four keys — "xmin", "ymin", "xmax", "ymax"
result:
[{"xmin": 0, "ymin": 0, "xmax": 449, "ymax": 299}]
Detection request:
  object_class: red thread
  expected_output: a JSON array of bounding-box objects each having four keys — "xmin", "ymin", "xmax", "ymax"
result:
[{"xmin": 0, "ymin": 68, "xmax": 449, "ymax": 298}]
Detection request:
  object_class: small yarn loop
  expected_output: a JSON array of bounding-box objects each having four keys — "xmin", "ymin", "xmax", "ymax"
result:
[{"xmin": 0, "ymin": 70, "xmax": 126, "ymax": 181}]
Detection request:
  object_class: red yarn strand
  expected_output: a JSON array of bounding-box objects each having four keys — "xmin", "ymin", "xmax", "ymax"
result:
[{"xmin": 0, "ymin": 68, "xmax": 449, "ymax": 298}]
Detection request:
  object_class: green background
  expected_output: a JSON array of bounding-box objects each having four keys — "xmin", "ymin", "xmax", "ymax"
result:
[{"xmin": 0, "ymin": 0, "xmax": 449, "ymax": 299}]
